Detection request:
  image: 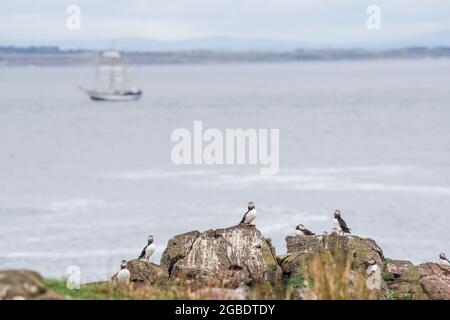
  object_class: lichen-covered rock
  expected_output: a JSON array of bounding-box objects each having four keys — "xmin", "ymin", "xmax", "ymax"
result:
[
  {"xmin": 0, "ymin": 270, "xmax": 62, "ymax": 300},
  {"xmin": 386, "ymin": 260, "xmax": 450, "ymax": 300},
  {"xmin": 418, "ymin": 263, "xmax": 450, "ymax": 300},
  {"xmin": 384, "ymin": 260, "xmax": 426, "ymax": 300},
  {"xmin": 385, "ymin": 259, "xmax": 414, "ymax": 278},
  {"xmin": 280, "ymin": 235, "xmax": 387, "ymax": 299},
  {"xmin": 160, "ymin": 225, "xmax": 282, "ymax": 289},
  {"xmin": 285, "ymin": 235, "xmax": 384, "ymax": 268},
  {"xmin": 111, "ymin": 259, "xmax": 168, "ymax": 287},
  {"xmin": 161, "ymin": 230, "xmax": 200, "ymax": 274},
  {"xmin": 384, "ymin": 261, "xmax": 450, "ymax": 300}
]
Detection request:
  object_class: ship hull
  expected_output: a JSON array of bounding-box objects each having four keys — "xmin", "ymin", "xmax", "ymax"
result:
[{"xmin": 86, "ymin": 91, "xmax": 142, "ymax": 102}]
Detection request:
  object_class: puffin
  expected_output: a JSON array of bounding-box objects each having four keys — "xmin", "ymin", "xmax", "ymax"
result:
[
  {"xmin": 333, "ymin": 210, "xmax": 351, "ymax": 235},
  {"xmin": 240, "ymin": 202, "xmax": 257, "ymax": 225},
  {"xmin": 363, "ymin": 259, "xmax": 378, "ymax": 274},
  {"xmin": 117, "ymin": 260, "xmax": 130, "ymax": 286},
  {"xmin": 439, "ymin": 253, "xmax": 450, "ymax": 264},
  {"xmin": 138, "ymin": 235, "xmax": 156, "ymax": 262},
  {"xmin": 295, "ymin": 224, "xmax": 315, "ymax": 236}
]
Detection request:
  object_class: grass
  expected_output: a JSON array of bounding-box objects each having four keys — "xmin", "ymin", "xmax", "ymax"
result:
[
  {"xmin": 382, "ymin": 257, "xmax": 393, "ymax": 267},
  {"xmin": 387, "ymin": 290, "xmax": 412, "ymax": 300},
  {"xmin": 382, "ymin": 272, "xmax": 396, "ymax": 282},
  {"xmin": 387, "ymin": 289, "xmax": 398, "ymax": 300},
  {"xmin": 45, "ymin": 279, "xmax": 196, "ymax": 300},
  {"xmin": 46, "ymin": 254, "xmax": 382, "ymax": 300},
  {"xmin": 285, "ymin": 274, "xmax": 307, "ymax": 289},
  {"xmin": 46, "ymin": 278, "xmax": 255, "ymax": 300},
  {"xmin": 304, "ymin": 255, "xmax": 379, "ymax": 300},
  {"xmin": 45, "ymin": 279, "xmax": 139, "ymax": 300},
  {"xmin": 400, "ymin": 293, "xmax": 412, "ymax": 300}
]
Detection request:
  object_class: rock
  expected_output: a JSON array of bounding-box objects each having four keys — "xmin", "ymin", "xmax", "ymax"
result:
[
  {"xmin": 111, "ymin": 260, "xmax": 168, "ymax": 287},
  {"xmin": 281, "ymin": 235, "xmax": 385, "ymax": 276},
  {"xmin": 285, "ymin": 235, "xmax": 384, "ymax": 268},
  {"xmin": 160, "ymin": 225, "xmax": 282, "ymax": 289},
  {"xmin": 384, "ymin": 261, "xmax": 450, "ymax": 300},
  {"xmin": 0, "ymin": 270, "xmax": 62, "ymax": 300},
  {"xmin": 161, "ymin": 230, "xmax": 200, "ymax": 273},
  {"xmin": 384, "ymin": 261, "xmax": 426, "ymax": 300},
  {"xmin": 418, "ymin": 263, "xmax": 450, "ymax": 300},
  {"xmin": 280, "ymin": 235, "xmax": 387, "ymax": 299},
  {"xmin": 385, "ymin": 259, "xmax": 414, "ymax": 278}
]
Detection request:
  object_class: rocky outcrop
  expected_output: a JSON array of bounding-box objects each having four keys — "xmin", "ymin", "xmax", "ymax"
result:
[
  {"xmin": 2, "ymin": 228, "xmax": 449, "ymax": 300},
  {"xmin": 385, "ymin": 259, "xmax": 414, "ymax": 278},
  {"xmin": 280, "ymin": 235, "xmax": 384, "ymax": 274},
  {"xmin": 111, "ymin": 259, "xmax": 168, "ymax": 287},
  {"xmin": 384, "ymin": 260, "xmax": 450, "ymax": 300},
  {"xmin": 279, "ymin": 235, "xmax": 387, "ymax": 299},
  {"xmin": 419, "ymin": 263, "xmax": 450, "ymax": 300},
  {"xmin": 284, "ymin": 234, "xmax": 384, "ymax": 266},
  {"xmin": 160, "ymin": 225, "xmax": 282, "ymax": 289},
  {"xmin": 0, "ymin": 270, "xmax": 61, "ymax": 300}
]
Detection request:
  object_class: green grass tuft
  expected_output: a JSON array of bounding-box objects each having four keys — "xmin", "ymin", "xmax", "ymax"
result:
[
  {"xmin": 387, "ymin": 289, "xmax": 398, "ymax": 300},
  {"xmin": 286, "ymin": 274, "xmax": 307, "ymax": 289},
  {"xmin": 45, "ymin": 279, "xmax": 130, "ymax": 300},
  {"xmin": 382, "ymin": 257, "xmax": 393, "ymax": 267},
  {"xmin": 381, "ymin": 272, "xmax": 396, "ymax": 282}
]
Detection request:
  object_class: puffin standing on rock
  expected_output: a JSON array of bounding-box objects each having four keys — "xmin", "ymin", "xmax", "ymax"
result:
[
  {"xmin": 138, "ymin": 235, "xmax": 156, "ymax": 262},
  {"xmin": 295, "ymin": 224, "xmax": 315, "ymax": 236},
  {"xmin": 117, "ymin": 260, "xmax": 130, "ymax": 287},
  {"xmin": 439, "ymin": 253, "xmax": 450, "ymax": 264},
  {"xmin": 240, "ymin": 202, "xmax": 257, "ymax": 226},
  {"xmin": 333, "ymin": 210, "xmax": 351, "ymax": 235}
]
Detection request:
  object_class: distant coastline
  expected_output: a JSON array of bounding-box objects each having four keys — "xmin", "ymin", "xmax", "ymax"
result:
[{"xmin": 1, "ymin": 46, "xmax": 450, "ymax": 66}]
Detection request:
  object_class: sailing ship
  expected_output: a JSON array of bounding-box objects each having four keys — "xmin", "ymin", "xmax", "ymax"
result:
[{"xmin": 80, "ymin": 49, "xmax": 142, "ymax": 101}]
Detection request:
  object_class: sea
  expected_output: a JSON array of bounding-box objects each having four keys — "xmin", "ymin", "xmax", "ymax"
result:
[{"xmin": 1, "ymin": 59, "xmax": 450, "ymax": 282}]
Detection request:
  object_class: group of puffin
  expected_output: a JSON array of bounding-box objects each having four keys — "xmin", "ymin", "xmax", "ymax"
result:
[
  {"xmin": 117, "ymin": 234, "xmax": 156, "ymax": 286},
  {"xmin": 116, "ymin": 201, "xmax": 449, "ymax": 286},
  {"xmin": 241, "ymin": 202, "xmax": 351, "ymax": 236},
  {"xmin": 295, "ymin": 209, "xmax": 351, "ymax": 236}
]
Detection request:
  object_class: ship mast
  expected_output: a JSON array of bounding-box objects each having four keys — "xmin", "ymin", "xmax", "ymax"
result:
[{"xmin": 96, "ymin": 49, "xmax": 123, "ymax": 93}]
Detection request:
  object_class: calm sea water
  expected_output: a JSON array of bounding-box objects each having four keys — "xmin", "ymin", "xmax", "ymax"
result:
[{"xmin": 1, "ymin": 59, "xmax": 450, "ymax": 282}]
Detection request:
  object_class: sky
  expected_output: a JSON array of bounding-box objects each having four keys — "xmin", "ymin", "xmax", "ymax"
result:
[{"xmin": 0, "ymin": 0, "xmax": 450, "ymax": 46}]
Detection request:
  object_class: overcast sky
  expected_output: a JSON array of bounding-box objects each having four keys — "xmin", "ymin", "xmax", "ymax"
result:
[{"xmin": 1, "ymin": 0, "xmax": 449, "ymax": 43}]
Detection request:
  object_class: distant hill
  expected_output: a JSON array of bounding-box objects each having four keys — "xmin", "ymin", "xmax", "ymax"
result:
[
  {"xmin": 0, "ymin": 37, "xmax": 310, "ymax": 52},
  {"xmin": 1, "ymin": 46, "xmax": 450, "ymax": 66},
  {"xmin": 1, "ymin": 30, "xmax": 449, "ymax": 52}
]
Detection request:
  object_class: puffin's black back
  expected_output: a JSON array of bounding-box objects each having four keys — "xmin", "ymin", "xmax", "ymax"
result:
[{"xmin": 338, "ymin": 215, "xmax": 351, "ymax": 233}]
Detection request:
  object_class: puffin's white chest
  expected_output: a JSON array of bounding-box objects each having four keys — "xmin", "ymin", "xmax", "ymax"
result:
[
  {"xmin": 244, "ymin": 209, "xmax": 257, "ymax": 224},
  {"xmin": 295, "ymin": 229, "xmax": 303, "ymax": 236},
  {"xmin": 366, "ymin": 264, "xmax": 378, "ymax": 275},
  {"xmin": 145, "ymin": 243, "xmax": 156, "ymax": 260},
  {"xmin": 333, "ymin": 218, "xmax": 341, "ymax": 230},
  {"xmin": 117, "ymin": 269, "xmax": 130, "ymax": 285}
]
